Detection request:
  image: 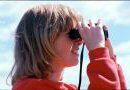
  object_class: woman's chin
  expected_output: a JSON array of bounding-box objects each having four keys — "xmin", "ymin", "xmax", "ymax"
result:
[{"xmin": 66, "ymin": 58, "xmax": 79, "ymax": 67}]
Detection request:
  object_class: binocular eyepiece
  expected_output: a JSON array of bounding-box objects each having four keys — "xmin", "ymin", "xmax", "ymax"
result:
[
  {"xmin": 68, "ymin": 26, "xmax": 109, "ymax": 40},
  {"xmin": 67, "ymin": 28, "xmax": 81, "ymax": 40},
  {"xmin": 102, "ymin": 25, "xmax": 109, "ymax": 40}
]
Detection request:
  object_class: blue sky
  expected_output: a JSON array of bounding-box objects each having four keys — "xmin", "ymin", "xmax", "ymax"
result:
[{"xmin": 0, "ymin": 1, "xmax": 130, "ymax": 89}]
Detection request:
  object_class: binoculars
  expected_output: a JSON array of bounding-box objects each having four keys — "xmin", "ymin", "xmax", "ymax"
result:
[
  {"xmin": 68, "ymin": 26, "xmax": 109, "ymax": 90},
  {"xmin": 68, "ymin": 27, "xmax": 108, "ymax": 40},
  {"xmin": 67, "ymin": 28, "xmax": 81, "ymax": 40}
]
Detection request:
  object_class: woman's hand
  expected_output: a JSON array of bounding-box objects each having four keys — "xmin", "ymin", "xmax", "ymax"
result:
[{"xmin": 78, "ymin": 20, "xmax": 105, "ymax": 51}]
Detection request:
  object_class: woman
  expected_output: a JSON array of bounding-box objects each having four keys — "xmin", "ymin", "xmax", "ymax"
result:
[{"xmin": 10, "ymin": 4, "xmax": 126, "ymax": 90}]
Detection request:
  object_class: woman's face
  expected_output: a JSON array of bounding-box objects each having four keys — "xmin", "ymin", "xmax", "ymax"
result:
[{"xmin": 53, "ymin": 31, "xmax": 82, "ymax": 68}]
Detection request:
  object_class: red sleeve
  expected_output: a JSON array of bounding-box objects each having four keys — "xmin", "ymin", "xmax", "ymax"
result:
[
  {"xmin": 12, "ymin": 79, "xmax": 77, "ymax": 90},
  {"xmin": 117, "ymin": 64, "xmax": 127, "ymax": 90},
  {"xmin": 111, "ymin": 55, "xmax": 127, "ymax": 90},
  {"xmin": 87, "ymin": 48, "xmax": 122, "ymax": 90}
]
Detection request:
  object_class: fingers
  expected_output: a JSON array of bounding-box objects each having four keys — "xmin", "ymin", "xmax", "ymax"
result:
[
  {"xmin": 95, "ymin": 19, "xmax": 101, "ymax": 26},
  {"xmin": 76, "ymin": 22, "xmax": 84, "ymax": 37},
  {"xmin": 76, "ymin": 22, "xmax": 83, "ymax": 30},
  {"xmin": 76, "ymin": 19, "xmax": 107, "ymax": 32},
  {"xmin": 88, "ymin": 19, "xmax": 102, "ymax": 29},
  {"xmin": 76, "ymin": 21, "xmax": 89, "ymax": 41},
  {"xmin": 76, "ymin": 21, "xmax": 89, "ymax": 31},
  {"xmin": 81, "ymin": 21, "xmax": 85, "ymax": 28},
  {"xmin": 88, "ymin": 19, "xmax": 101, "ymax": 27},
  {"xmin": 76, "ymin": 19, "xmax": 106, "ymax": 51},
  {"xmin": 88, "ymin": 19, "xmax": 92, "ymax": 27}
]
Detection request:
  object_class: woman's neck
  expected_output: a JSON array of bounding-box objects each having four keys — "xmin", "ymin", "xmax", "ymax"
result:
[{"xmin": 48, "ymin": 63, "xmax": 64, "ymax": 82}]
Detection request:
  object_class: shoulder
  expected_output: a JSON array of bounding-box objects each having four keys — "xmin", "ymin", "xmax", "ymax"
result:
[
  {"xmin": 12, "ymin": 79, "xmax": 51, "ymax": 90},
  {"xmin": 12, "ymin": 79, "xmax": 77, "ymax": 90}
]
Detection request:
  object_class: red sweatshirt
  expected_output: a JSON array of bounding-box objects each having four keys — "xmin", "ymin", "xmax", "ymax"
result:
[{"xmin": 12, "ymin": 48, "xmax": 126, "ymax": 90}]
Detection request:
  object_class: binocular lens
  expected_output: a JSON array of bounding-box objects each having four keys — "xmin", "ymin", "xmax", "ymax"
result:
[
  {"xmin": 68, "ymin": 27, "xmax": 109, "ymax": 40},
  {"xmin": 67, "ymin": 29, "xmax": 81, "ymax": 40},
  {"xmin": 103, "ymin": 26, "xmax": 109, "ymax": 40}
]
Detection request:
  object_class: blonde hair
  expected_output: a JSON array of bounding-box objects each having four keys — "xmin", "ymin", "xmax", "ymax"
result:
[{"xmin": 10, "ymin": 4, "xmax": 81, "ymax": 84}]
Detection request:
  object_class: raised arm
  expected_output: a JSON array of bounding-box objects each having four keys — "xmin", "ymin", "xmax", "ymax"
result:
[
  {"xmin": 78, "ymin": 20, "xmax": 124, "ymax": 89},
  {"xmin": 104, "ymin": 25, "xmax": 127, "ymax": 90}
]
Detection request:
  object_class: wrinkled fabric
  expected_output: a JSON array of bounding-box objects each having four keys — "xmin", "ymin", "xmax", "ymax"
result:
[{"xmin": 12, "ymin": 48, "xmax": 126, "ymax": 90}]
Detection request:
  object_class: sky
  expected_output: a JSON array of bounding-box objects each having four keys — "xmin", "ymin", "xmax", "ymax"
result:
[{"xmin": 0, "ymin": 1, "xmax": 130, "ymax": 89}]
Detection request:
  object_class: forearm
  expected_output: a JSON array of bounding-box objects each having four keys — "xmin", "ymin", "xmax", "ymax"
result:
[
  {"xmin": 105, "ymin": 39, "xmax": 127, "ymax": 90},
  {"xmin": 87, "ymin": 48, "xmax": 121, "ymax": 90}
]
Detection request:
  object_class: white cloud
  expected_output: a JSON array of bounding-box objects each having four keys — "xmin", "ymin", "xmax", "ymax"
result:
[
  {"xmin": 114, "ymin": 41, "xmax": 130, "ymax": 55},
  {"xmin": 116, "ymin": 55, "xmax": 130, "ymax": 89},
  {"xmin": 0, "ymin": 50, "xmax": 14, "ymax": 89},
  {"xmin": 0, "ymin": 1, "xmax": 130, "ymax": 42},
  {"xmin": 63, "ymin": 1, "xmax": 130, "ymax": 25},
  {"xmin": 1, "ymin": 1, "xmax": 130, "ymax": 26},
  {"xmin": 113, "ymin": 41, "xmax": 130, "ymax": 89},
  {"xmin": 76, "ymin": 1, "xmax": 130, "ymax": 25},
  {"xmin": 0, "ymin": 50, "xmax": 14, "ymax": 74},
  {"xmin": 0, "ymin": 23, "xmax": 15, "ymax": 42},
  {"xmin": 0, "ymin": 1, "xmax": 130, "ymax": 89}
]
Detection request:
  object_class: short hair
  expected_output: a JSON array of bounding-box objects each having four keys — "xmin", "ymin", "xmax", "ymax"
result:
[{"xmin": 10, "ymin": 4, "xmax": 81, "ymax": 84}]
